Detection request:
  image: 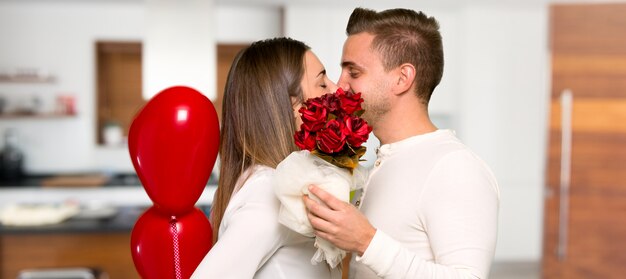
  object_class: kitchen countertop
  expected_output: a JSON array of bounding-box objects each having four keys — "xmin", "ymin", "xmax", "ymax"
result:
[
  {"xmin": 0, "ymin": 185, "xmax": 217, "ymax": 208},
  {"xmin": 0, "ymin": 205, "xmax": 212, "ymax": 235},
  {"xmin": 0, "ymin": 206, "xmax": 144, "ymax": 234},
  {"xmin": 0, "ymin": 172, "xmax": 217, "ymax": 207},
  {"xmin": 0, "ymin": 173, "xmax": 217, "ymax": 234},
  {"xmin": 0, "ymin": 172, "xmax": 217, "ymax": 188}
]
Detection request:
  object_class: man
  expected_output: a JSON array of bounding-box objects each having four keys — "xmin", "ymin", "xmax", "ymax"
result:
[{"xmin": 303, "ymin": 7, "xmax": 500, "ymax": 279}]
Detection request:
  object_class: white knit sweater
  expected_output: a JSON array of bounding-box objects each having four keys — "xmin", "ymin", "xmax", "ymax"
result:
[{"xmin": 351, "ymin": 130, "xmax": 500, "ymax": 279}]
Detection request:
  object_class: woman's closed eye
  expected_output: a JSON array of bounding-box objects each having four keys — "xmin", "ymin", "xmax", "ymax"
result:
[{"xmin": 318, "ymin": 72, "xmax": 328, "ymax": 89}]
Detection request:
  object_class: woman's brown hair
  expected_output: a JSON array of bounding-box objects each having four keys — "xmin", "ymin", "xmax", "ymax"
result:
[{"xmin": 211, "ymin": 37, "xmax": 310, "ymax": 243}]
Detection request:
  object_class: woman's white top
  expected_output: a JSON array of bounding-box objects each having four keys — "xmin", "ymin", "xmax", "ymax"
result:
[{"xmin": 192, "ymin": 165, "xmax": 341, "ymax": 279}]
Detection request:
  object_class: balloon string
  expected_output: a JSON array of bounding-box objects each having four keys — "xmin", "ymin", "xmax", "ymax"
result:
[{"xmin": 171, "ymin": 217, "xmax": 182, "ymax": 279}]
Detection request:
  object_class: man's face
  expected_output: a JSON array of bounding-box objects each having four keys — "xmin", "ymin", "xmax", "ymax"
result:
[{"xmin": 337, "ymin": 32, "xmax": 393, "ymax": 126}]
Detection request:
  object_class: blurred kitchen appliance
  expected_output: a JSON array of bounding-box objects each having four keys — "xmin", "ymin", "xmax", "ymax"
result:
[
  {"xmin": 0, "ymin": 128, "xmax": 24, "ymax": 182},
  {"xmin": 17, "ymin": 267, "xmax": 108, "ymax": 279}
]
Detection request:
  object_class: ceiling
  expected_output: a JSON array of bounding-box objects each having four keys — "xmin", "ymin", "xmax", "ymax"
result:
[
  {"xmin": 4, "ymin": 0, "xmax": 626, "ymax": 5},
  {"xmin": 216, "ymin": 0, "xmax": 626, "ymax": 7},
  {"xmin": 2, "ymin": 0, "xmax": 625, "ymax": 11}
]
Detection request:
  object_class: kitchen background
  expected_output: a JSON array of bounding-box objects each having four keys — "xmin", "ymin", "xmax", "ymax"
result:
[{"xmin": 2, "ymin": 0, "xmax": 622, "ymax": 278}]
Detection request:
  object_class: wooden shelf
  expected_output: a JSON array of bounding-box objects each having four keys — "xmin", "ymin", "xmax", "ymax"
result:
[
  {"xmin": 0, "ymin": 76, "xmax": 55, "ymax": 83},
  {"xmin": 0, "ymin": 113, "xmax": 75, "ymax": 119}
]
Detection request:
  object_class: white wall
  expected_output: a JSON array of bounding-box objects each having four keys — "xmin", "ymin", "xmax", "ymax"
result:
[
  {"xmin": 216, "ymin": 5, "xmax": 282, "ymax": 43},
  {"xmin": 0, "ymin": 2, "xmax": 281, "ymax": 174},
  {"xmin": 0, "ymin": 1, "xmax": 145, "ymax": 173},
  {"xmin": 143, "ymin": 0, "xmax": 217, "ymax": 100},
  {"xmin": 285, "ymin": 3, "xmax": 549, "ymax": 262},
  {"xmin": 458, "ymin": 4, "xmax": 549, "ymax": 261}
]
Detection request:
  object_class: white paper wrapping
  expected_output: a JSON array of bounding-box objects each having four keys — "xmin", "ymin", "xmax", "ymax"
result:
[{"xmin": 274, "ymin": 150, "xmax": 366, "ymax": 268}]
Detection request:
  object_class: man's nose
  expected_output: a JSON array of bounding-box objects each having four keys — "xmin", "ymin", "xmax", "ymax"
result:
[{"xmin": 336, "ymin": 78, "xmax": 350, "ymax": 92}]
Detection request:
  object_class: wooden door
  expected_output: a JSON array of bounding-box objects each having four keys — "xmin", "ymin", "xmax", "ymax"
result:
[{"xmin": 543, "ymin": 4, "xmax": 626, "ymax": 278}]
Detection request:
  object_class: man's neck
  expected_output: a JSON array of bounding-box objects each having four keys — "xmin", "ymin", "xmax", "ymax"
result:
[{"xmin": 373, "ymin": 97, "xmax": 437, "ymax": 145}]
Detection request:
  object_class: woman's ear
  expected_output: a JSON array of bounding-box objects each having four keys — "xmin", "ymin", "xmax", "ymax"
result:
[
  {"xmin": 290, "ymin": 96, "xmax": 301, "ymax": 108},
  {"xmin": 393, "ymin": 63, "xmax": 416, "ymax": 96}
]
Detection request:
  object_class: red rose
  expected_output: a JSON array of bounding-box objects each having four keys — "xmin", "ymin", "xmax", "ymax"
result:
[
  {"xmin": 316, "ymin": 119, "xmax": 347, "ymax": 153},
  {"xmin": 300, "ymin": 121, "xmax": 324, "ymax": 133},
  {"xmin": 321, "ymin": 93, "xmax": 342, "ymax": 115},
  {"xmin": 303, "ymin": 96, "xmax": 324, "ymax": 109},
  {"xmin": 292, "ymin": 88, "xmax": 369, "ymax": 171},
  {"xmin": 337, "ymin": 89, "xmax": 363, "ymax": 115},
  {"xmin": 299, "ymin": 99, "xmax": 327, "ymax": 132},
  {"xmin": 294, "ymin": 130, "xmax": 316, "ymax": 151},
  {"xmin": 342, "ymin": 115, "xmax": 372, "ymax": 147}
]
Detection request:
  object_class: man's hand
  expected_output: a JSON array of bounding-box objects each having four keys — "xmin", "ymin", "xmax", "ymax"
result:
[{"xmin": 303, "ymin": 185, "xmax": 376, "ymax": 256}]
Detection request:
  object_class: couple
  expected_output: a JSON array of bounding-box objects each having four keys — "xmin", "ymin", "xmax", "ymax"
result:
[{"xmin": 192, "ymin": 7, "xmax": 499, "ymax": 279}]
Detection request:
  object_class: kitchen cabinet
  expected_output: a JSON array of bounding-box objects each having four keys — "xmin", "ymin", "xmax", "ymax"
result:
[
  {"xmin": 0, "ymin": 207, "xmax": 143, "ymax": 279},
  {"xmin": 0, "ymin": 182, "xmax": 216, "ymax": 278},
  {"xmin": 1, "ymin": 232, "xmax": 137, "ymax": 279},
  {"xmin": 1, "ymin": 204, "xmax": 213, "ymax": 278},
  {"xmin": 0, "ymin": 181, "xmax": 216, "ymax": 278}
]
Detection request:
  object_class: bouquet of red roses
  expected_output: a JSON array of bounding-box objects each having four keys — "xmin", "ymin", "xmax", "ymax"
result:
[
  {"xmin": 275, "ymin": 88, "xmax": 371, "ymax": 268},
  {"xmin": 294, "ymin": 88, "xmax": 372, "ymax": 172}
]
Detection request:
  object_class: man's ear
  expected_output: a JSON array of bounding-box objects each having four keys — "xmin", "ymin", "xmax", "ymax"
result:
[{"xmin": 392, "ymin": 63, "xmax": 416, "ymax": 96}]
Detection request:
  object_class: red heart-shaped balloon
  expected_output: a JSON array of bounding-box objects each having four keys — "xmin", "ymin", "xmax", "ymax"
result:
[
  {"xmin": 131, "ymin": 206, "xmax": 213, "ymax": 279},
  {"xmin": 128, "ymin": 86, "xmax": 219, "ymax": 215}
]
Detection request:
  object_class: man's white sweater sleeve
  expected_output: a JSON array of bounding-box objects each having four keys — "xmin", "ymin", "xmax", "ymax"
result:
[
  {"xmin": 356, "ymin": 230, "xmax": 479, "ymax": 278},
  {"xmin": 356, "ymin": 151, "xmax": 499, "ymax": 279}
]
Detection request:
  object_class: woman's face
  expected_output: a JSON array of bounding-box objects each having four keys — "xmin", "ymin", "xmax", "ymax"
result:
[{"xmin": 294, "ymin": 50, "xmax": 338, "ymax": 129}]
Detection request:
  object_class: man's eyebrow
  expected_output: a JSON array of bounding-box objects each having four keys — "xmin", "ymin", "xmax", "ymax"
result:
[
  {"xmin": 341, "ymin": 61, "xmax": 363, "ymax": 71},
  {"xmin": 316, "ymin": 69, "xmax": 326, "ymax": 77},
  {"xmin": 341, "ymin": 61, "xmax": 355, "ymax": 68}
]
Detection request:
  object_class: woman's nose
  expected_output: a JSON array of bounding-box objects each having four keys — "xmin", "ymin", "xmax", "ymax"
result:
[{"xmin": 327, "ymin": 80, "xmax": 339, "ymax": 93}]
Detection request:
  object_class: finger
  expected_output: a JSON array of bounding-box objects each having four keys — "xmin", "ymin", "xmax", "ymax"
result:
[
  {"xmin": 314, "ymin": 230, "xmax": 334, "ymax": 243},
  {"xmin": 302, "ymin": 195, "xmax": 311, "ymax": 212},
  {"xmin": 302, "ymin": 195, "xmax": 316, "ymax": 211},
  {"xmin": 303, "ymin": 194, "xmax": 336, "ymax": 221},
  {"xmin": 307, "ymin": 211, "xmax": 334, "ymax": 234},
  {"xmin": 308, "ymin": 185, "xmax": 346, "ymax": 211}
]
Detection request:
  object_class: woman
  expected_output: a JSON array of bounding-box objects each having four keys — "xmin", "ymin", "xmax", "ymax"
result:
[{"xmin": 191, "ymin": 37, "xmax": 340, "ymax": 278}]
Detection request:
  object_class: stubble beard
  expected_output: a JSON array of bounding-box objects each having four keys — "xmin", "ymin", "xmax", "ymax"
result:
[{"xmin": 361, "ymin": 91, "xmax": 391, "ymax": 130}]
